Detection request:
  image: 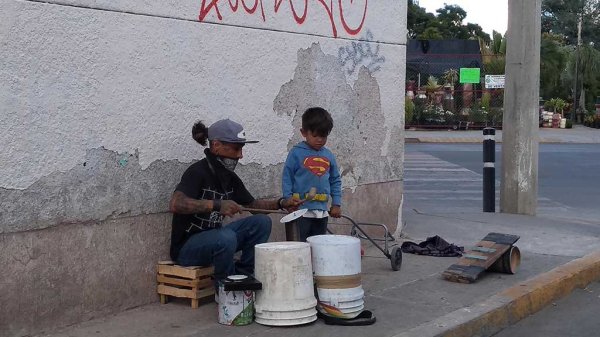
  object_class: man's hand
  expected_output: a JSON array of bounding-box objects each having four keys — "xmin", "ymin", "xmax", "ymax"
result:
[
  {"xmin": 282, "ymin": 196, "xmax": 304, "ymax": 212},
  {"xmin": 219, "ymin": 200, "xmax": 242, "ymax": 217},
  {"xmin": 329, "ymin": 205, "xmax": 342, "ymax": 218}
]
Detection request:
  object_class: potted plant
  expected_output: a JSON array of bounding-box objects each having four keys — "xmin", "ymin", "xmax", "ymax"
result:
[
  {"xmin": 424, "ymin": 76, "xmax": 441, "ymax": 94},
  {"xmin": 443, "ymin": 68, "xmax": 459, "ymax": 92},
  {"xmin": 547, "ymin": 98, "xmax": 567, "ymax": 117}
]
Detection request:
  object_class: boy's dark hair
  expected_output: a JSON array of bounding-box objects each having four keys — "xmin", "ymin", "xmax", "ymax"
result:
[{"xmin": 302, "ymin": 107, "xmax": 333, "ymax": 137}]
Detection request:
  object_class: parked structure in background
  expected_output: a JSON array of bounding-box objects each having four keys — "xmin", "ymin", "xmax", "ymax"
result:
[
  {"xmin": 405, "ymin": 39, "xmax": 505, "ymax": 130},
  {"xmin": 0, "ymin": 1, "xmax": 407, "ymax": 335}
]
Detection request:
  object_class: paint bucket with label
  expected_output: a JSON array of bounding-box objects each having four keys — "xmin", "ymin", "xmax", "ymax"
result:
[
  {"xmin": 254, "ymin": 242, "xmax": 317, "ymax": 326},
  {"xmin": 307, "ymin": 235, "xmax": 364, "ymax": 319},
  {"xmin": 217, "ymin": 276, "xmax": 254, "ymax": 326}
]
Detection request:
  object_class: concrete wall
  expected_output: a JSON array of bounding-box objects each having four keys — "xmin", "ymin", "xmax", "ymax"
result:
[{"xmin": 0, "ymin": 0, "xmax": 407, "ymax": 335}]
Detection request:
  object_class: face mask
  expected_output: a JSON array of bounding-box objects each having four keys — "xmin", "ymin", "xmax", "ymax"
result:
[{"xmin": 218, "ymin": 156, "xmax": 238, "ymax": 172}]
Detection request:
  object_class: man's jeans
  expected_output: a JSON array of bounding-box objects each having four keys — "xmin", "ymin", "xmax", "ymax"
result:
[{"xmin": 177, "ymin": 214, "xmax": 272, "ymax": 281}]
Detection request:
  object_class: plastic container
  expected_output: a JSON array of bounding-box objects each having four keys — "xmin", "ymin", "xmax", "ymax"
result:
[
  {"xmin": 307, "ymin": 235, "xmax": 364, "ymax": 319},
  {"xmin": 254, "ymin": 242, "xmax": 317, "ymax": 326}
]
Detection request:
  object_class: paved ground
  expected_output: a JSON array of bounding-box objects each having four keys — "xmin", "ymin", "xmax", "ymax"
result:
[
  {"xmin": 33, "ymin": 126, "xmax": 600, "ymax": 337},
  {"xmin": 35, "ymin": 208, "xmax": 600, "ymax": 337}
]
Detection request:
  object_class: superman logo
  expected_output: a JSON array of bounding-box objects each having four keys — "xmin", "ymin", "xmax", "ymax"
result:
[{"xmin": 303, "ymin": 156, "xmax": 330, "ymax": 177}]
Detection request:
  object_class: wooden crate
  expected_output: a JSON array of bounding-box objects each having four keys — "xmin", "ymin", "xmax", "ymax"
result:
[{"xmin": 157, "ymin": 261, "xmax": 215, "ymax": 308}]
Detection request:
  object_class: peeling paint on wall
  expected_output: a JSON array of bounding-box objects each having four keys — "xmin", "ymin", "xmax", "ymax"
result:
[
  {"xmin": 0, "ymin": 0, "xmax": 407, "ymax": 335},
  {"xmin": 274, "ymin": 43, "xmax": 402, "ymax": 188},
  {"xmin": 0, "ymin": 148, "xmax": 189, "ymax": 234},
  {"xmin": 0, "ymin": 42, "xmax": 402, "ymax": 234}
]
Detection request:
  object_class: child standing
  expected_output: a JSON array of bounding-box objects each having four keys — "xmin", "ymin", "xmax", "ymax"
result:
[{"xmin": 282, "ymin": 107, "xmax": 342, "ymax": 242}]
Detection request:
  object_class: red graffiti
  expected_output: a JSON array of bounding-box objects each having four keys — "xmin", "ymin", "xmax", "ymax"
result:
[
  {"xmin": 275, "ymin": 0, "xmax": 308, "ymax": 24},
  {"xmin": 201, "ymin": 0, "xmax": 266, "ymax": 21},
  {"xmin": 339, "ymin": 0, "xmax": 367, "ymax": 35},
  {"xmin": 199, "ymin": 0, "xmax": 368, "ymax": 38}
]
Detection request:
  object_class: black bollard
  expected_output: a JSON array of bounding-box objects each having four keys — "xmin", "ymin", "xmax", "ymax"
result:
[{"xmin": 483, "ymin": 128, "xmax": 495, "ymax": 212}]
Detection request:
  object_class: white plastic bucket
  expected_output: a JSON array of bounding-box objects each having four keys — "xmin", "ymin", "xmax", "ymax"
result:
[
  {"xmin": 254, "ymin": 242, "xmax": 317, "ymax": 326},
  {"xmin": 307, "ymin": 235, "xmax": 364, "ymax": 319},
  {"xmin": 217, "ymin": 282, "xmax": 254, "ymax": 326},
  {"xmin": 560, "ymin": 118, "xmax": 567, "ymax": 128}
]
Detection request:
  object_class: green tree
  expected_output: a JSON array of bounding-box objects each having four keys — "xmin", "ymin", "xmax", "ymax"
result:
[
  {"xmin": 418, "ymin": 27, "xmax": 443, "ymax": 40},
  {"xmin": 480, "ymin": 31, "xmax": 506, "ymax": 75},
  {"xmin": 435, "ymin": 4, "xmax": 468, "ymax": 38},
  {"xmin": 562, "ymin": 44, "xmax": 600, "ymax": 112},
  {"xmin": 407, "ymin": 2, "xmax": 491, "ymax": 42},
  {"xmin": 542, "ymin": 0, "xmax": 600, "ymax": 47},
  {"xmin": 407, "ymin": 0, "xmax": 436, "ymax": 39},
  {"xmin": 540, "ymin": 33, "xmax": 570, "ymax": 100}
]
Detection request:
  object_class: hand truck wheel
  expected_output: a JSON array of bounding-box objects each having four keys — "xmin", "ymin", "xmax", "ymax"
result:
[{"xmin": 390, "ymin": 246, "xmax": 402, "ymax": 271}]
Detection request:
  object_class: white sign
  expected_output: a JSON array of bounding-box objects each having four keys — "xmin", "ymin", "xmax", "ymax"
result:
[{"xmin": 485, "ymin": 75, "xmax": 505, "ymax": 89}]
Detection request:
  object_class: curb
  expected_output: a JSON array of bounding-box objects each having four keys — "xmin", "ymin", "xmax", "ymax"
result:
[{"xmin": 393, "ymin": 250, "xmax": 600, "ymax": 337}]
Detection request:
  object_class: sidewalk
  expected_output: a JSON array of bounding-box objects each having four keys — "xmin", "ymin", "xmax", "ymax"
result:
[
  {"xmin": 406, "ymin": 125, "xmax": 600, "ymax": 144},
  {"xmin": 36, "ymin": 210, "xmax": 600, "ymax": 337}
]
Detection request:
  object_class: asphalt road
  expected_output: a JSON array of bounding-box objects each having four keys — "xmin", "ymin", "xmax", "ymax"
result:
[
  {"xmin": 404, "ymin": 143, "xmax": 600, "ymax": 224},
  {"xmin": 492, "ymin": 281, "xmax": 600, "ymax": 337}
]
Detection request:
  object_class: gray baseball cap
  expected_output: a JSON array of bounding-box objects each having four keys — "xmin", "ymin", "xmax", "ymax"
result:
[{"xmin": 208, "ymin": 119, "xmax": 258, "ymax": 144}]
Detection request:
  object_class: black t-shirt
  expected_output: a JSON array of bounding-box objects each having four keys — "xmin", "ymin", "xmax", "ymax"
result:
[{"xmin": 170, "ymin": 150, "xmax": 254, "ymax": 260}]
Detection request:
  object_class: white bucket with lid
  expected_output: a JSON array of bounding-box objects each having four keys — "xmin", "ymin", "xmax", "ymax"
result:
[
  {"xmin": 254, "ymin": 242, "xmax": 317, "ymax": 326},
  {"xmin": 307, "ymin": 235, "xmax": 364, "ymax": 319}
]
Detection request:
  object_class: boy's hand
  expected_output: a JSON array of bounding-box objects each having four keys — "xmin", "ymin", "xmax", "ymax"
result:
[
  {"xmin": 282, "ymin": 196, "xmax": 304, "ymax": 212},
  {"xmin": 330, "ymin": 205, "xmax": 342, "ymax": 218}
]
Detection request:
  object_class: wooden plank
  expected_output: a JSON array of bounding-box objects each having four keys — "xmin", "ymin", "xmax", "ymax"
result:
[
  {"xmin": 195, "ymin": 266, "xmax": 215, "ymax": 277},
  {"xmin": 483, "ymin": 233, "xmax": 520, "ymax": 245},
  {"xmin": 443, "ymin": 232, "xmax": 520, "ymax": 283},
  {"xmin": 472, "ymin": 247, "xmax": 496, "ymax": 253},
  {"xmin": 443, "ymin": 264, "xmax": 486, "ymax": 283},
  {"xmin": 196, "ymin": 287, "xmax": 215, "ymax": 299},
  {"xmin": 463, "ymin": 254, "xmax": 488, "ymax": 261},
  {"xmin": 158, "ymin": 260, "xmax": 175, "ymax": 265},
  {"xmin": 157, "ymin": 265, "xmax": 214, "ymax": 279},
  {"xmin": 452, "ymin": 241, "xmax": 510, "ymax": 269},
  {"xmin": 157, "ymin": 275, "xmax": 213, "ymax": 289},
  {"xmin": 158, "ymin": 284, "xmax": 195, "ymax": 299},
  {"xmin": 158, "ymin": 284, "xmax": 215, "ymax": 299}
]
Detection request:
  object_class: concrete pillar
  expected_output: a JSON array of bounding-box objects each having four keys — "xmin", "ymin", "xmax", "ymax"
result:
[{"xmin": 500, "ymin": 0, "xmax": 542, "ymax": 215}]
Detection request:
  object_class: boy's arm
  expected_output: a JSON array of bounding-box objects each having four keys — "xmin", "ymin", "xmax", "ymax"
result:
[
  {"xmin": 282, "ymin": 151, "xmax": 296, "ymax": 199},
  {"xmin": 329, "ymin": 154, "xmax": 342, "ymax": 206}
]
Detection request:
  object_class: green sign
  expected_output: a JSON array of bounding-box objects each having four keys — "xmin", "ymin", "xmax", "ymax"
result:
[{"xmin": 460, "ymin": 68, "xmax": 481, "ymax": 84}]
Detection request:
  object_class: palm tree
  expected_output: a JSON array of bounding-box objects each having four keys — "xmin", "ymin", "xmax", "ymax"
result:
[
  {"xmin": 479, "ymin": 31, "xmax": 506, "ymax": 75},
  {"xmin": 540, "ymin": 33, "xmax": 569, "ymax": 100},
  {"xmin": 562, "ymin": 44, "xmax": 600, "ymax": 115}
]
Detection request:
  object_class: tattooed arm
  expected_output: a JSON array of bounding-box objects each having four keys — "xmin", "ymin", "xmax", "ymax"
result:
[
  {"xmin": 246, "ymin": 197, "xmax": 303, "ymax": 211},
  {"xmin": 246, "ymin": 199, "xmax": 280, "ymax": 211},
  {"xmin": 169, "ymin": 191, "xmax": 242, "ymax": 216},
  {"xmin": 169, "ymin": 191, "xmax": 213, "ymax": 214}
]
